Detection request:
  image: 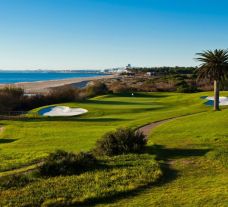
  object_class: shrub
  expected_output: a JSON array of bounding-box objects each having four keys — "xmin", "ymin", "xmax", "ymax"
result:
[
  {"xmin": 94, "ymin": 128, "xmax": 147, "ymax": 156},
  {"xmin": 109, "ymin": 82, "xmax": 134, "ymax": 94},
  {"xmin": 138, "ymin": 82, "xmax": 158, "ymax": 92},
  {"xmin": 86, "ymin": 81, "xmax": 108, "ymax": 97},
  {"xmin": 21, "ymin": 87, "xmax": 87, "ymax": 111},
  {"xmin": 0, "ymin": 82, "xmax": 109, "ymax": 114},
  {"xmin": 176, "ymin": 80, "xmax": 198, "ymax": 93},
  {"xmin": 0, "ymin": 87, "xmax": 24, "ymax": 114},
  {"xmin": 38, "ymin": 150, "xmax": 97, "ymax": 177},
  {"xmin": 48, "ymin": 86, "xmax": 77, "ymax": 102},
  {"xmin": 0, "ymin": 174, "xmax": 31, "ymax": 189},
  {"xmin": 176, "ymin": 84, "xmax": 198, "ymax": 93}
]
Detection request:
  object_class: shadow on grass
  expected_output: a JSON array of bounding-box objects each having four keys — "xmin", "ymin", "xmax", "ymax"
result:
[
  {"xmin": 83, "ymin": 93, "xmax": 169, "ymax": 105},
  {"xmin": 146, "ymin": 144, "xmax": 211, "ymax": 161},
  {"xmin": 84, "ymin": 99, "xmax": 148, "ymax": 105},
  {"xmin": 84, "ymin": 99, "xmax": 166, "ymax": 106},
  {"xmin": 0, "ymin": 138, "xmax": 17, "ymax": 144},
  {"xmin": 108, "ymin": 93, "xmax": 170, "ymax": 98},
  {"xmin": 15, "ymin": 117, "xmax": 129, "ymax": 123}
]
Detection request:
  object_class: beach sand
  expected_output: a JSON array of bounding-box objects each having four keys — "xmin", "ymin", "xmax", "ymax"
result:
[{"xmin": 0, "ymin": 74, "xmax": 116, "ymax": 94}]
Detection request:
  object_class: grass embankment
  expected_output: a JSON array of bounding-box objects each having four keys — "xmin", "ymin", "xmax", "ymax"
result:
[
  {"xmin": 97, "ymin": 110, "xmax": 228, "ymax": 207},
  {"xmin": 0, "ymin": 92, "xmax": 211, "ymax": 172}
]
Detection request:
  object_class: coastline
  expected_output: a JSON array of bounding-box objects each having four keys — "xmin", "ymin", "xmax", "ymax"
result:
[{"xmin": 0, "ymin": 74, "xmax": 116, "ymax": 94}]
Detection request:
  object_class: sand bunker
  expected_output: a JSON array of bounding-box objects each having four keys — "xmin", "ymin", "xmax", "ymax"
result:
[
  {"xmin": 204, "ymin": 96, "xmax": 228, "ymax": 106},
  {"xmin": 39, "ymin": 106, "xmax": 88, "ymax": 117}
]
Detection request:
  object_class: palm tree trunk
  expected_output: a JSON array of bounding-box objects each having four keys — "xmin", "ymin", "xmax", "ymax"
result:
[{"xmin": 214, "ymin": 80, "xmax": 220, "ymax": 111}]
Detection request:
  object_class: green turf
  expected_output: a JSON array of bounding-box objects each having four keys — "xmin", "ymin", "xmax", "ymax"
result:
[
  {"xmin": 0, "ymin": 92, "xmax": 213, "ymax": 172},
  {"xmin": 96, "ymin": 109, "xmax": 228, "ymax": 207},
  {"xmin": 0, "ymin": 92, "xmax": 228, "ymax": 206}
]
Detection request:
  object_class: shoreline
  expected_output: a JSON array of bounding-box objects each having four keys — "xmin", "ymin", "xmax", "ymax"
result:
[{"xmin": 0, "ymin": 74, "xmax": 116, "ymax": 94}]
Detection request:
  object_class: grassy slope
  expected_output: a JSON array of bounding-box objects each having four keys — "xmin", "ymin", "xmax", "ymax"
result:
[
  {"xmin": 97, "ymin": 110, "xmax": 228, "ymax": 207},
  {"xmin": 0, "ymin": 92, "xmax": 212, "ymax": 172}
]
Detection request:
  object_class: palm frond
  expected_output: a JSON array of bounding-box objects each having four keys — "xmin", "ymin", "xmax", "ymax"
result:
[{"xmin": 195, "ymin": 49, "xmax": 228, "ymax": 81}]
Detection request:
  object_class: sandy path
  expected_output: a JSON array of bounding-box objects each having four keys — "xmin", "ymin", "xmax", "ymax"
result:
[
  {"xmin": 138, "ymin": 118, "xmax": 176, "ymax": 137},
  {"xmin": 138, "ymin": 112, "xmax": 205, "ymax": 137},
  {"xmin": 0, "ymin": 74, "xmax": 116, "ymax": 94}
]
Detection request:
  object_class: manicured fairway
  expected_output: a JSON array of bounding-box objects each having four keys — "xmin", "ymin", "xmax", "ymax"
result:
[{"xmin": 0, "ymin": 92, "xmax": 211, "ymax": 172}]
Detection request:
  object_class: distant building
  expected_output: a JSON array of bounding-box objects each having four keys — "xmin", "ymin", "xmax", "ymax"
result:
[
  {"xmin": 126, "ymin": 64, "xmax": 132, "ymax": 69},
  {"xmin": 146, "ymin": 71, "xmax": 155, "ymax": 76},
  {"xmin": 104, "ymin": 67, "xmax": 126, "ymax": 73},
  {"xmin": 104, "ymin": 65, "xmax": 133, "ymax": 74}
]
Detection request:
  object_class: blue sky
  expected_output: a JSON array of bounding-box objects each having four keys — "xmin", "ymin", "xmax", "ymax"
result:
[{"xmin": 0, "ymin": 0, "xmax": 228, "ymax": 70}]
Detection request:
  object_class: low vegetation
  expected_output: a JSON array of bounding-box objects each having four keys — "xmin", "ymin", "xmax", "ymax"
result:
[
  {"xmin": 176, "ymin": 80, "xmax": 198, "ymax": 93},
  {"xmin": 85, "ymin": 81, "xmax": 109, "ymax": 97},
  {"xmin": 38, "ymin": 150, "xmax": 97, "ymax": 177},
  {"xmin": 106, "ymin": 65, "xmax": 228, "ymax": 93},
  {"xmin": 128, "ymin": 66, "xmax": 196, "ymax": 75},
  {"xmin": 94, "ymin": 128, "xmax": 147, "ymax": 156},
  {"xmin": 0, "ymin": 174, "xmax": 32, "ymax": 189},
  {"xmin": 0, "ymin": 87, "xmax": 24, "ymax": 114},
  {"xmin": 0, "ymin": 81, "xmax": 109, "ymax": 115},
  {"xmin": 0, "ymin": 154, "xmax": 162, "ymax": 207}
]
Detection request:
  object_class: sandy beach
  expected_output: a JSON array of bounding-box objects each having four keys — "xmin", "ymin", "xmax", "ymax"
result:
[{"xmin": 0, "ymin": 74, "xmax": 116, "ymax": 94}]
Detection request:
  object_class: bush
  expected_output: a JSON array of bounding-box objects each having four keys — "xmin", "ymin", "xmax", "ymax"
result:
[
  {"xmin": 94, "ymin": 128, "xmax": 147, "ymax": 156},
  {"xmin": 176, "ymin": 84, "xmax": 198, "ymax": 93},
  {"xmin": 109, "ymin": 82, "xmax": 135, "ymax": 94},
  {"xmin": 0, "ymin": 82, "xmax": 110, "ymax": 114},
  {"xmin": 48, "ymin": 86, "xmax": 77, "ymax": 102},
  {"xmin": 0, "ymin": 87, "xmax": 24, "ymax": 114},
  {"xmin": 0, "ymin": 174, "xmax": 31, "ymax": 189},
  {"xmin": 38, "ymin": 150, "xmax": 97, "ymax": 177},
  {"xmin": 176, "ymin": 80, "xmax": 198, "ymax": 93},
  {"xmin": 86, "ymin": 81, "xmax": 108, "ymax": 97}
]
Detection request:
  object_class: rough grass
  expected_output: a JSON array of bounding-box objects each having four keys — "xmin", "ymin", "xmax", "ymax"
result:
[
  {"xmin": 0, "ymin": 154, "xmax": 162, "ymax": 207},
  {"xmin": 0, "ymin": 92, "xmax": 215, "ymax": 172}
]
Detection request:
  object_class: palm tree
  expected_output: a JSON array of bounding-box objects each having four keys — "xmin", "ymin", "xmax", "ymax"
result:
[{"xmin": 196, "ymin": 49, "xmax": 228, "ymax": 111}]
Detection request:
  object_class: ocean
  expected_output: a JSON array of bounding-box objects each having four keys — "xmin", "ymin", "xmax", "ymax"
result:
[{"xmin": 0, "ymin": 71, "xmax": 106, "ymax": 84}]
